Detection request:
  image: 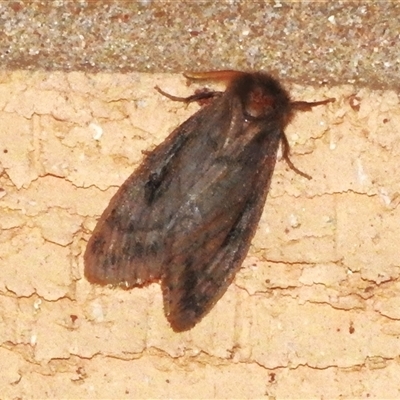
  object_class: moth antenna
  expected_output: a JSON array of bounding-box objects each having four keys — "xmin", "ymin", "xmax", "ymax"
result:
[
  {"xmin": 184, "ymin": 70, "xmax": 243, "ymax": 83},
  {"xmin": 155, "ymin": 85, "xmax": 219, "ymax": 104}
]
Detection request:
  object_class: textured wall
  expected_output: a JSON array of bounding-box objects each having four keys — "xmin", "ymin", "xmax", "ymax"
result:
[
  {"xmin": 1, "ymin": 2, "xmax": 400, "ymax": 398},
  {"xmin": 1, "ymin": 70, "xmax": 399, "ymax": 398},
  {"xmin": 1, "ymin": 1, "xmax": 399, "ymax": 89}
]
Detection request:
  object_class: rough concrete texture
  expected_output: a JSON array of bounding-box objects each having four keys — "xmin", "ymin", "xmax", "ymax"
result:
[
  {"xmin": 0, "ymin": 70, "xmax": 399, "ymax": 398},
  {"xmin": 1, "ymin": 2, "xmax": 399, "ymax": 89}
]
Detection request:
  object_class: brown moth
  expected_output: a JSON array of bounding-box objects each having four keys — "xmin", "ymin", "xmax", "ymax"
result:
[{"xmin": 84, "ymin": 70, "xmax": 334, "ymax": 332}]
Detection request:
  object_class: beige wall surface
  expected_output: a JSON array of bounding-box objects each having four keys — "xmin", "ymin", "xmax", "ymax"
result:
[{"xmin": 0, "ymin": 71, "xmax": 400, "ymax": 398}]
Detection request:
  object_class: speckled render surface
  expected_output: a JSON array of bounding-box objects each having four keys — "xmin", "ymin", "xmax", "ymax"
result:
[
  {"xmin": 1, "ymin": 1, "xmax": 400, "ymax": 89},
  {"xmin": 1, "ymin": 2, "xmax": 400, "ymax": 399}
]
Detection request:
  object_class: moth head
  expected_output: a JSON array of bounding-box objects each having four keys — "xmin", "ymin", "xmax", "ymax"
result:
[
  {"xmin": 246, "ymin": 85, "xmax": 280, "ymax": 118},
  {"xmin": 233, "ymin": 72, "xmax": 292, "ymax": 121}
]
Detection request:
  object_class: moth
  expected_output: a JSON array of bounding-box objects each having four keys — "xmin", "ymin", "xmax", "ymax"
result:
[{"xmin": 84, "ymin": 70, "xmax": 334, "ymax": 332}]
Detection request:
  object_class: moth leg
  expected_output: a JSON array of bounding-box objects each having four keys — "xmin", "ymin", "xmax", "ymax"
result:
[
  {"xmin": 155, "ymin": 86, "xmax": 222, "ymax": 104},
  {"xmin": 283, "ymin": 97, "xmax": 335, "ymax": 179},
  {"xmin": 154, "ymin": 70, "xmax": 244, "ymax": 105},
  {"xmin": 291, "ymin": 98, "xmax": 335, "ymax": 111},
  {"xmin": 280, "ymin": 133, "xmax": 312, "ymax": 180}
]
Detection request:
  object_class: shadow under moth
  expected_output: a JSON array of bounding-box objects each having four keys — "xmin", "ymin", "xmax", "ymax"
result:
[{"xmin": 84, "ymin": 70, "xmax": 334, "ymax": 332}]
